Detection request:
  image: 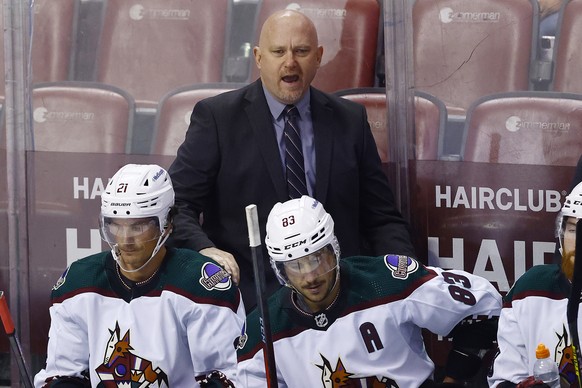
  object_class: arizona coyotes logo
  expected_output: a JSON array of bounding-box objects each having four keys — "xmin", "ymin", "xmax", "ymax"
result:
[
  {"xmin": 555, "ymin": 325, "xmax": 579, "ymax": 387},
  {"xmin": 316, "ymin": 354, "xmax": 398, "ymax": 387},
  {"xmin": 96, "ymin": 322, "xmax": 168, "ymax": 387}
]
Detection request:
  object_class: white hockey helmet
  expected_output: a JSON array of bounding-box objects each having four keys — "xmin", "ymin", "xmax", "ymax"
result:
[
  {"xmin": 556, "ymin": 181, "xmax": 582, "ymax": 248},
  {"xmin": 556, "ymin": 183, "xmax": 582, "ymax": 250},
  {"xmin": 265, "ymin": 196, "xmax": 340, "ymax": 287},
  {"xmin": 266, "ymin": 196, "xmax": 337, "ymax": 261},
  {"xmin": 100, "ymin": 164, "xmax": 174, "ymax": 237},
  {"xmin": 556, "ymin": 182, "xmax": 582, "ymax": 280}
]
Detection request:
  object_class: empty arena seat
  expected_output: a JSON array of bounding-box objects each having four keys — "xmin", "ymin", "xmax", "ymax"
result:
[
  {"xmin": 94, "ymin": 0, "xmax": 231, "ymax": 112},
  {"xmin": 151, "ymin": 83, "xmax": 245, "ymax": 156},
  {"xmin": 550, "ymin": 0, "xmax": 582, "ymax": 93},
  {"xmin": 335, "ymin": 88, "xmax": 447, "ymax": 161},
  {"xmin": 247, "ymin": 0, "xmax": 381, "ymax": 93},
  {"xmin": 461, "ymin": 91, "xmax": 582, "ymax": 165},
  {"xmin": 415, "ymin": 91, "xmax": 448, "ymax": 161},
  {"xmin": 0, "ymin": 0, "xmax": 79, "ymax": 98},
  {"xmin": 413, "ymin": 0, "xmax": 539, "ymax": 113},
  {"xmin": 31, "ymin": 0, "xmax": 79, "ymax": 83},
  {"xmin": 32, "ymin": 82, "xmax": 135, "ymax": 153}
]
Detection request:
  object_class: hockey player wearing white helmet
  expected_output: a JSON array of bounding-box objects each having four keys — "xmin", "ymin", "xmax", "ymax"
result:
[
  {"xmin": 237, "ymin": 195, "xmax": 502, "ymax": 387},
  {"xmin": 35, "ymin": 164, "xmax": 245, "ymax": 388},
  {"xmin": 265, "ymin": 196, "xmax": 341, "ymax": 312},
  {"xmin": 489, "ymin": 182, "xmax": 582, "ymax": 387}
]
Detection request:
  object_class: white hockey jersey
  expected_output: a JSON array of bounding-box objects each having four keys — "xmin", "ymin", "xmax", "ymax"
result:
[
  {"xmin": 489, "ymin": 263, "xmax": 579, "ymax": 387},
  {"xmin": 34, "ymin": 247, "xmax": 245, "ymax": 388},
  {"xmin": 237, "ymin": 254, "xmax": 502, "ymax": 387}
]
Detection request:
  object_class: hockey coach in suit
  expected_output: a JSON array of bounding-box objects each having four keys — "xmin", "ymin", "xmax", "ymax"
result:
[{"xmin": 168, "ymin": 9, "xmax": 415, "ymax": 310}]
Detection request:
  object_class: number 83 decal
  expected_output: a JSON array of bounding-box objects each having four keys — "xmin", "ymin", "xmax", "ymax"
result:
[{"xmin": 442, "ymin": 272, "xmax": 476, "ymax": 306}]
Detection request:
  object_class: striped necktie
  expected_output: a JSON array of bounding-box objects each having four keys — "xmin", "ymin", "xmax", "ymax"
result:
[{"xmin": 283, "ymin": 104, "xmax": 308, "ymax": 199}]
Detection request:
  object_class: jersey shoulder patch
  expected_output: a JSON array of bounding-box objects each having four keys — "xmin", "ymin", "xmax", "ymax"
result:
[
  {"xmin": 51, "ymin": 251, "xmax": 111, "ymax": 300},
  {"xmin": 163, "ymin": 248, "xmax": 239, "ymax": 307}
]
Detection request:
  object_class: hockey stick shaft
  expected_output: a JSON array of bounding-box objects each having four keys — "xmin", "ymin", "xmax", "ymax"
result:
[
  {"xmin": 567, "ymin": 222, "xmax": 582, "ymax": 387},
  {"xmin": 245, "ymin": 205, "xmax": 278, "ymax": 388},
  {"xmin": 0, "ymin": 291, "xmax": 34, "ymax": 388}
]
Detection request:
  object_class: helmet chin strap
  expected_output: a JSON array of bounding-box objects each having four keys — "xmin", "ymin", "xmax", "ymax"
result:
[{"xmin": 112, "ymin": 229, "xmax": 170, "ymax": 274}]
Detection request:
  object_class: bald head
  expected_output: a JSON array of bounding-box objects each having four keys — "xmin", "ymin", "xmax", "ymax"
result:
[
  {"xmin": 259, "ymin": 10, "xmax": 319, "ymax": 48},
  {"xmin": 253, "ymin": 9, "xmax": 323, "ymax": 104}
]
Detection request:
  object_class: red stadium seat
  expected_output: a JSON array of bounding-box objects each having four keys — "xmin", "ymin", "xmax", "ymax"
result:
[
  {"xmin": 415, "ymin": 91, "xmax": 448, "ymax": 161},
  {"xmin": 461, "ymin": 91, "xmax": 582, "ymax": 165},
  {"xmin": 151, "ymin": 83, "xmax": 245, "ymax": 156},
  {"xmin": 335, "ymin": 88, "xmax": 447, "ymax": 161},
  {"xmin": 0, "ymin": 0, "xmax": 79, "ymax": 98},
  {"xmin": 550, "ymin": 0, "xmax": 582, "ymax": 93},
  {"xmin": 32, "ymin": 82, "xmax": 134, "ymax": 153},
  {"xmin": 31, "ymin": 0, "xmax": 79, "ymax": 83},
  {"xmin": 413, "ymin": 0, "xmax": 539, "ymax": 114},
  {"xmin": 248, "ymin": 0, "xmax": 381, "ymax": 93},
  {"xmin": 94, "ymin": 0, "xmax": 231, "ymax": 112}
]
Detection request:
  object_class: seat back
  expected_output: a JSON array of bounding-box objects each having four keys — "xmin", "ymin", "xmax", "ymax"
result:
[
  {"xmin": 249, "ymin": 0, "xmax": 380, "ymax": 93},
  {"xmin": 152, "ymin": 83, "xmax": 244, "ymax": 156},
  {"xmin": 335, "ymin": 88, "xmax": 446, "ymax": 161},
  {"xmin": 32, "ymin": 82, "xmax": 134, "ymax": 153},
  {"xmin": 413, "ymin": 0, "xmax": 538, "ymax": 113},
  {"xmin": 415, "ymin": 91, "xmax": 448, "ymax": 161},
  {"xmin": 461, "ymin": 91, "xmax": 582, "ymax": 165},
  {"xmin": 0, "ymin": 0, "xmax": 79, "ymax": 98},
  {"xmin": 550, "ymin": 0, "xmax": 582, "ymax": 93},
  {"xmin": 94, "ymin": 0, "xmax": 231, "ymax": 110},
  {"xmin": 31, "ymin": 0, "xmax": 79, "ymax": 83}
]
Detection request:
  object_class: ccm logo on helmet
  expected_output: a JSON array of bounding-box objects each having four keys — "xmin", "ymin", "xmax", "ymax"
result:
[{"xmin": 285, "ymin": 240, "xmax": 307, "ymax": 250}]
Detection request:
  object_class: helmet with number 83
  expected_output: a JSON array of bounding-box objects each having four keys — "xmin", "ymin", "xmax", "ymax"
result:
[{"xmin": 265, "ymin": 195, "xmax": 340, "ymax": 287}]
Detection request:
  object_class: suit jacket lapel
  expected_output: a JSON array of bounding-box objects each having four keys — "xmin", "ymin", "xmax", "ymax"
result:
[
  {"xmin": 244, "ymin": 81, "xmax": 288, "ymax": 201},
  {"xmin": 311, "ymin": 88, "xmax": 334, "ymax": 204}
]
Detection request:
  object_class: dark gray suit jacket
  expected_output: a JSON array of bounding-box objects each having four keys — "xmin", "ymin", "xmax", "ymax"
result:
[{"xmin": 168, "ymin": 79, "xmax": 415, "ymax": 309}]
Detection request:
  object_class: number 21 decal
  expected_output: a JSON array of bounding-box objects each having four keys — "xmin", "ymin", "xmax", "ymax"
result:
[{"xmin": 117, "ymin": 183, "xmax": 128, "ymax": 193}]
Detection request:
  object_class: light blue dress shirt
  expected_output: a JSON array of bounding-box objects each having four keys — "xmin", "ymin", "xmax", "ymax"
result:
[{"xmin": 263, "ymin": 86, "xmax": 316, "ymax": 196}]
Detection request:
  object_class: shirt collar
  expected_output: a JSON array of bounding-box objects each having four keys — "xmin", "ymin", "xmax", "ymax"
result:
[{"xmin": 262, "ymin": 85, "xmax": 311, "ymax": 121}]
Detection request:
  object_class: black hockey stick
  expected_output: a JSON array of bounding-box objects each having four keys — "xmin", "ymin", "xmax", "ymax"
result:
[
  {"xmin": 0, "ymin": 291, "xmax": 34, "ymax": 388},
  {"xmin": 567, "ymin": 221, "xmax": 582, "ymax": 388},
  {"xmin": 245, "ymin": 205, "xmax": 278, "ymax": 388}
]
